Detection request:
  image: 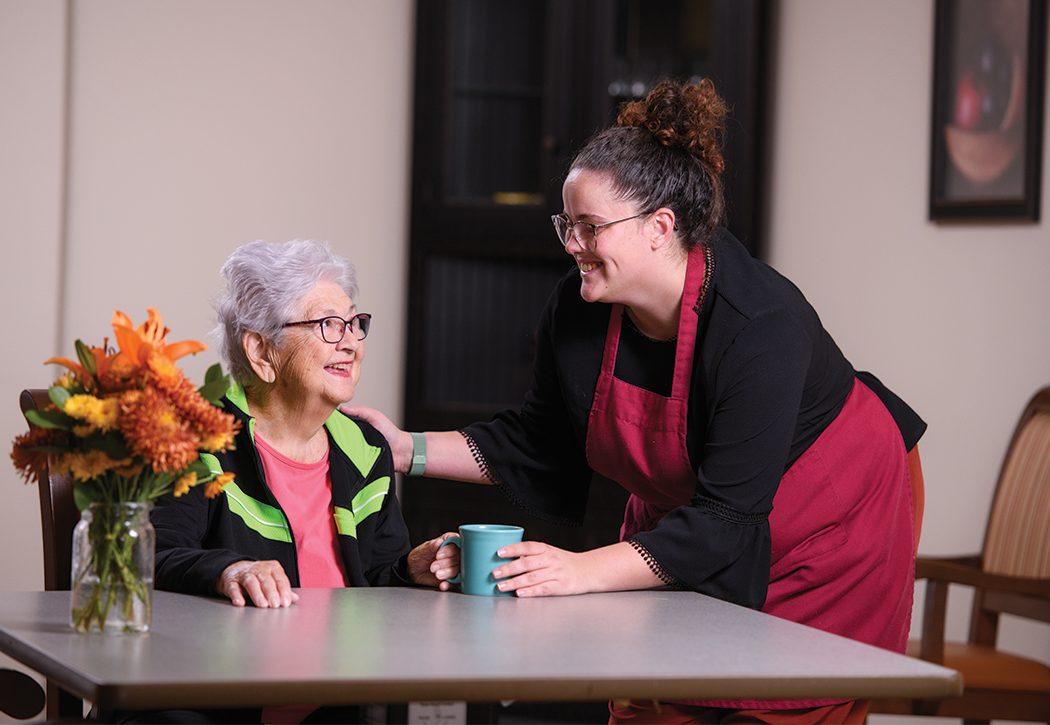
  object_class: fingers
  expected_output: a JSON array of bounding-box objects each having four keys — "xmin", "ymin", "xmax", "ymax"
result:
[
  {"xmin": 490, "ymin": 543, "xmax": 581, "ymax": 597},
  {"xmin": 223, "ymin": 579, "xmax": 247, "ymax": 607},
  {"xmin": 496, "ymin": 541, "xmax": 547, "ymax": 558},
  {"xmin": 218, "ymin": 560, "xmax": 297, "ymax": 608}
]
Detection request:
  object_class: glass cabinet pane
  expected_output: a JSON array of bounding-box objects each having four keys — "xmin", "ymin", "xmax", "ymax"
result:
[{"xmin": 445, "ymin": 0, "xmax": 547, "ymax": 203}]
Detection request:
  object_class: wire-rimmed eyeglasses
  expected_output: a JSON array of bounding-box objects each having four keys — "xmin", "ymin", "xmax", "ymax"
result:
[
  {"xmin": 551, "ymin": 212, "xmax": 650, "ymax": 250},
  {"xmin": 283, "ymin": 313, "xmax": 371, "ymax": 343}
]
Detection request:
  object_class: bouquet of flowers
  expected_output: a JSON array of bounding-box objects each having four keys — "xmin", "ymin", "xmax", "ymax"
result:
[{"xmin": 11, "ymin": 309, "xmax": 239, "ymax": 633}]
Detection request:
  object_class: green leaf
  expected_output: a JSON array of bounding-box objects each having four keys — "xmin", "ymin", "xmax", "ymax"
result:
[
  {"xmin": 48, "ymin": 386, "xmax": 71, "ymax": 409},
  {"xmin": 204, "ymin": 363, "xmax": 224, "ymax": 385},
  {"xmin": 185, "ymin": 459, "xmax": 210, "ymax": 477},
  {"xmin": 73, "ymin": 484, "xmax": 104, "ymax": 512},
  {"xmin": 198, "ymin": 366, "xmax": 230, "ymax": 405},
  {"xmin": 84, "ymin": 432, "xmax": 132, "ymax": 459},
  {"xmin": 24, "ymin": 408, "xmax": 75, "ymax": 430}
]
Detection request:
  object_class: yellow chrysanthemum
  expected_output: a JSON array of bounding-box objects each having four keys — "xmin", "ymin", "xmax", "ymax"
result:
[
  {"xmin": 63, "ymin": 394, "xmax": 102, "ymax": 420},
  {"xmin": 55, "ymin": 450, "xmax": 129, "ymax": 481},
  {"xmin": 112, "ymin": 460, "xmax": 144, "ymax": 478},
  {"xmin": 204, "ymin": 472, "xmax": 234, "ymax": 499},
  {"xmin": 173, "ymin": 471, "xmax": 197, "ymax": 497}
]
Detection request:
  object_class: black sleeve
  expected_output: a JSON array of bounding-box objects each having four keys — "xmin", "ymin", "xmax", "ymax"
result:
[
  {"xmin": 360, "ymin": 441, "xmax": 414, "ymax": 587},
  {"xmin": 152, "ymin": 486, "xmax": 248, "ymax": 596},
  {"xmin": 630, "ymin": 310, "xmax": 811, "ymax": 609},
  {"xmin": 462, "ymin": 281, "xmax": 593, "ymax": 524}
]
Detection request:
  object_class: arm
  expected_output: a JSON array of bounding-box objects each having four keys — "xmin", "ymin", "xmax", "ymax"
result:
[
  {"xmin": 491, "ymin": 541, "xmax": 663, "ymax": 597},
  {"xmin": 335, "ymin": 409, "xmax": 489, "ymax": 484},
  {"xmin": 153, "ymin": 486, "xmax": 298, "ymax": 607}
]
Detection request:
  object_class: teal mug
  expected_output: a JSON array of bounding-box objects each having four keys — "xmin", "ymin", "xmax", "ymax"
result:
[{"xmin": 438, "ymin": 524, "xmax": 524, "ymax": 596}]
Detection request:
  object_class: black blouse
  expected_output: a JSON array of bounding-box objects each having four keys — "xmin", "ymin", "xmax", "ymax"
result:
[{"xmin": 462, "ymin": 229, "xmax": 925, "ymax": 609}]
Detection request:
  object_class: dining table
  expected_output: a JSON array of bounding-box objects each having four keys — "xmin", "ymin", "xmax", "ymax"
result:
[{"xmin": 0, "ymin": 587, "xmax": 961, "ymax": 712}]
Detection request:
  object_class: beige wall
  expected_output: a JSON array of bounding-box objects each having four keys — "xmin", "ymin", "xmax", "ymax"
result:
[
  {"xmin": 1, "ymin": 0, "xmax": 1048, "ymax": 716},
  {"xmin": 1, "ymin": 0, "xmax": 414, "ymax": 595}
]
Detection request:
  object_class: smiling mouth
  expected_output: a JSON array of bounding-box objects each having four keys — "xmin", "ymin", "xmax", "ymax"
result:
[
  {"xmin": 578, "ymin": 260, "xmax": 603, "ymax": 274},
  {"xmin": 325, "ymin": 362, "xmax": 354, "ymax": 375}
]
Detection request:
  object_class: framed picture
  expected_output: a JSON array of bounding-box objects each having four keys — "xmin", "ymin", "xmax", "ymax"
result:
[{"xmin": 929, "ymin": 0, "xmax": 1047, "ymax": 221}]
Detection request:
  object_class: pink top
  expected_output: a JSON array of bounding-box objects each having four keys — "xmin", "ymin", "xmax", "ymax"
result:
[{"xmin": 255, "ymin": 434, "xmax": 347, "ymax": 588}]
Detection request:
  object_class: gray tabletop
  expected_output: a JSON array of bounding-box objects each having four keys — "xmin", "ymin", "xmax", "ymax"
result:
[{"xmin": 0, "ymin": 588, "xmax": 961, "ymax": 710}]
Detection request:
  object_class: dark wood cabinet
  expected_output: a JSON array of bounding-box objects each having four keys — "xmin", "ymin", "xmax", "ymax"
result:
[{"xmin": 401, "ymin": 0, "xmax": 769, "ymax": 554}]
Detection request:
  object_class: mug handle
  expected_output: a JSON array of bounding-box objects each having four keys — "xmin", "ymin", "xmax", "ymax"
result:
[{"xmin": 437, "ymin": 534, "xmax": 462, "ymax": 584}]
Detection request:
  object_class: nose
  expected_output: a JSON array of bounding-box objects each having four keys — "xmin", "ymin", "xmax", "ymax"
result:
[
  {"xmin": 563, "ymin": 229, "xmax": 587, "ymax": 254},
  {"xmin": 337, "ymin": 331, "xmax": 360, "ymax": 353}
]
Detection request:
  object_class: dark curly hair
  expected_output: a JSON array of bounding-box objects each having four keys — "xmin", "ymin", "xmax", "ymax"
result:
[{"xmin": 569, "ymin": 78, "xmax": 728, "ymax": 250}]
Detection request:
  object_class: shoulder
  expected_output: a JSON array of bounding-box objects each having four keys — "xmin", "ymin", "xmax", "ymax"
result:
[
  {"xmin": 707, "ymin": 228, "xmax": 814, "ymax": 324},
  {"xmin": 325, "ymin": 410, "xmax": 390, "ymax": 478}
]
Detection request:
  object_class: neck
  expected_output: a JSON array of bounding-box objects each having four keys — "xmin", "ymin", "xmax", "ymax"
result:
[
  {"xmin": 244, "ymin": 384, "xmax": 330, "ymax": 462},
  {"xmin": 624, "ymin": 252, "xmax": 688, "ymax": 341}
]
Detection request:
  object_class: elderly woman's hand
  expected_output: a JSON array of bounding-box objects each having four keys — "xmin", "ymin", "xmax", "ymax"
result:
[
  {"xmin": 217, "ymin": 560, "xmax": 300, "ymax": 608},
  {"xmin": 407, "ymin": 533, "xmax": 460, "ymax": 590}
]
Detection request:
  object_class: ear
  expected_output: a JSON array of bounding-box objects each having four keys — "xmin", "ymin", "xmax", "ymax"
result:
[
  {"xmin": 647, "ymin": 208, "xmax": 678, "ymax": 251},
  {"xmin": 242, "ymin": 331, "xmax": 277, "ymax": 384}
]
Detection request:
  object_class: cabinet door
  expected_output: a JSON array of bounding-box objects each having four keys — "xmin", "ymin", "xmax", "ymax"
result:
[{"xmin": 402, "ymin": 0, "xmax": 768, "ymax": 552}]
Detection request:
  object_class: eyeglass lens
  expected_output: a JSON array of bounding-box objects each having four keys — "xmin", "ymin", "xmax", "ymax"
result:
[
  {"xmin": 320, "ymin": 315, "xmax": 370, "ymax": 343},
  {"xmin": 553, "ymin": 216, "xmax": 595, "ymax": 247}
]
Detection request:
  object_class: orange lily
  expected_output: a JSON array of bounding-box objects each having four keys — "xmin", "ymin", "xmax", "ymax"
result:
[{"xmin": 111, "ymin": 308, "xmax": 205, "ymax": 368}]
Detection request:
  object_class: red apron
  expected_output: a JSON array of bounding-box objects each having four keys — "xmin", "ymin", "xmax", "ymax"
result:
[{"xmin": 585, "ymin": 244, "xmax": 915, "ymax": 710}]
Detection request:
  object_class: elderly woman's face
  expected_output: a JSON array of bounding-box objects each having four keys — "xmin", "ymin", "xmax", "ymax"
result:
[{"xmin": 275, "ymin": 280, "xmax": 364, "ymax": 408}]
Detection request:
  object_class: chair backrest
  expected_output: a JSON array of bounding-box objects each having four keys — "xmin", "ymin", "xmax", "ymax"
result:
[
  {"xmin": 982, "ymin": 387, "xmax": 1050, "ymax": 579},
  {"xmin": 19, "ymin": 388, "xmax": 77, "ymax": 592}
]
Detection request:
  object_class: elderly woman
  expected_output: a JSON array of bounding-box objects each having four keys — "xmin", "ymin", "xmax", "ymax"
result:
[{"xmin": 152, "ymin": 239, "xmax": 458, "ymax": 608}]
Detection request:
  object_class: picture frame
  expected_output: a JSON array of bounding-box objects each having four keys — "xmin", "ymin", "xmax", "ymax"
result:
[{"xmin": 929, "ymin": 0, "xmax": 1047, "ymax": 221}]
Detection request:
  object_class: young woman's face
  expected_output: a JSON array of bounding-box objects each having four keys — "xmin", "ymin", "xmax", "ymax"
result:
[
  {"xmin": 560, "ymin": 168, "xmax": 651, "ymax": 305},
  {"xmin": 272, "ymin": 280, "xmax": 364, "ymax": 409}
]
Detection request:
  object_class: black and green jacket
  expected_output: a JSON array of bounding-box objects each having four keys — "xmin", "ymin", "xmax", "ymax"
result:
[{"xmin": 152, "ymin": 383, "xmax": 412, "ymax": 595}]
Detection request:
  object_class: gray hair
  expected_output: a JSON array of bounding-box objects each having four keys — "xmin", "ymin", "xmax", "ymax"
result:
[{"xmin": 215, "ymin": 239, "xmax": 359, "ymax": 384}]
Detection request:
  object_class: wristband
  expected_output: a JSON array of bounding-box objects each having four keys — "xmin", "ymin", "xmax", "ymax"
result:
[{"xmin": 408, "ymin": 432, "xmax": 427, "ymax": 476}]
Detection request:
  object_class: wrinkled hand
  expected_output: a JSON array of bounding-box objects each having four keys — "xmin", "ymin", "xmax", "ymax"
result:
[
  {"xmin": 218, "ymin": 560, "xmax": 299, "ymax": 608},
  {"xmin": 491, "ymin": 541, "xmax": 594, "ymax": 597},
  {"xmin": 340, "ymin": 404, "xmax": 412, "ymax": 473},
  {"xmin": 407, "ymin": 533, "xmax": 460, "ymax": 591}
]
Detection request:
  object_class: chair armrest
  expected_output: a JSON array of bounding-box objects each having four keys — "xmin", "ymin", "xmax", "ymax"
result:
[{"xmin": 917, "ymin": 555, "xmax": 1050, "ymax": 596}]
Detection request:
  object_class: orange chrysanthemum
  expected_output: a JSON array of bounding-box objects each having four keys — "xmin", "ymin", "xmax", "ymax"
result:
[
  {"xmin": 10, "ymin": 427, "xmax": 68, "ymax": 483},
  {"xmin": 173, "ymin": 471, "xmax": 197, "ymax": 497},
  {"xmin": 205, "ymin": 472, "xmax": 234, "ymax": 499},
  {"xmin": 151, "ymin": 371, "xmax": 239, "ymax": 451},
  {"xmin": 119, "ymin": 387, "xmax": 199, "ymax": 473}
]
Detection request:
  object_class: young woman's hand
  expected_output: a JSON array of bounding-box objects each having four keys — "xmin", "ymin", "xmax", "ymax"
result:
[
  {"xmin": 340, "ymin": 405, "xmax": 413, "ymax": 473},
  {"xmin": 489, "ymin": 542, "xmax": 597, "ymax": 597}
]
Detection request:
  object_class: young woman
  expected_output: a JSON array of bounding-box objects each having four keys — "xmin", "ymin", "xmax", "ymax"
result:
[{"xmin": 352, "ymin": 80, "xmax": 925, "ymax": 724}]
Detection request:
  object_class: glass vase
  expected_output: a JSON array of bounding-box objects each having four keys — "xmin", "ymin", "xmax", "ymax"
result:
[{"xmin": 70, "ymin": 502, "xmax": 155, "ymax": 634}]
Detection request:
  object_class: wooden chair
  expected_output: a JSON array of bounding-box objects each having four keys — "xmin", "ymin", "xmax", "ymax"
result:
[
  {"xmin": 871, "ymin": 386, "xmax": 1050, "ymax": 722},
  {"xmin": 16, "ymin": 389, "xmax": 84, "ymax": 720}
]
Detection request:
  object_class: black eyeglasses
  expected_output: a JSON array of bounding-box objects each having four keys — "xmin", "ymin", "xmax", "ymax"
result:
[
  {"xmin": 283, "ymin": 313, "xmax": 371, "ymax": 343},
  {"xmin": 551, "ymin": 212, "xmax": 651, "ymax": 250}
]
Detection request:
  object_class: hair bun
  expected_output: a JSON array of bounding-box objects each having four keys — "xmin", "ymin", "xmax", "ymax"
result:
[{"xmin": 616, "ymin": 78, "xmax": 727, "ymax": 175}]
